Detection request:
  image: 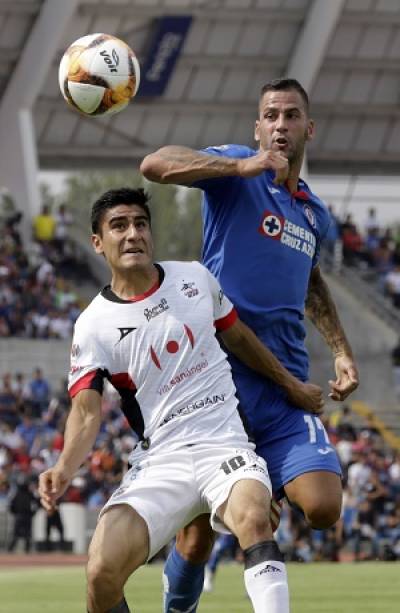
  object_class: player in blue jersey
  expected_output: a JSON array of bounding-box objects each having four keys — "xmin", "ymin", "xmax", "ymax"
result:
[{"xmin": 141, "ymin": 77, "xmax": 359, "ymax": 613}]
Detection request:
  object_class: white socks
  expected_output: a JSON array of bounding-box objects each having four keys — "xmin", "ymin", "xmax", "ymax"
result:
[{"xmin": 244, "ymin": 559, "xmax": 289, "ymax": 613}]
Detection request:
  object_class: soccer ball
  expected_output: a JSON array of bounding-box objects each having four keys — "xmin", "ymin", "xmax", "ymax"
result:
[{"xmin": 58, "ymin": 33, "xmax": 140, "ymax": 117}]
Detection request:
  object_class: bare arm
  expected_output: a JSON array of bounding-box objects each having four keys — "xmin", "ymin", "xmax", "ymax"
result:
[
  {"xmin": 219, "ymin": 318, "xmax": 324, "ymax": 414},
  {"xmin": 38, "ymin": 389, "xmax": 102, "ymax": 510},
  {"xmin": 140, "ymin": 145, "xmax": 288, "ymax": 186},
  {"xmin": 305, "ymin": 265, "xmax": 359, "ymax": 400}
]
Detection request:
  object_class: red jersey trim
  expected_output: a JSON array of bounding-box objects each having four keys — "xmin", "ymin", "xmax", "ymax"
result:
[
  {"xmin": 124, "ymin": 279, "xmax": 160, "ymax": 303},
  {"xmin": 284, "ymin": 180, "xmax": 309, "ymax": 201},
  {"xmin": 110, "ymin": 372, "xmax": 136, "ymax": 390},
  {"xmin": 69, "ymin": 370, "xmax": 100, "ymax": 398},
  {"xmin": 215, "ymin": 308, "xmax": 238, "ymax": 331}
]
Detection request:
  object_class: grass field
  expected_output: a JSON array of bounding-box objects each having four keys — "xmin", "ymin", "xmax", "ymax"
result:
[{"xmin": 0, "ymin": 562, "xmax": 398, "ymax": 612}]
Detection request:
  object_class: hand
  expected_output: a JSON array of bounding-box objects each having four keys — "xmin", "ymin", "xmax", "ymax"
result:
[
  {"xmin": 288, "ymin": 381, "xmax": 324, "ymax": 414},
  {"xmin": 38, "ymin": 465, "xmax": 72, "ymax": 512},
  {"xmin": 238, "ymin": 150, "xmax": 289, "ymax": 184},
  {"xmin": 329, "ymin": 354, "xmax": 359, "ymax": 401}
]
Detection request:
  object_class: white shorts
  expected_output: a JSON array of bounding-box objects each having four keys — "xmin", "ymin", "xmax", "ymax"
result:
[{"xmin": 100, "ymin": 442, "xmax": 271, "ymax": 560}]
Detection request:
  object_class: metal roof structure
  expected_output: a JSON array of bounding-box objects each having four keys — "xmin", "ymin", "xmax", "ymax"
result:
[{"xmin": 0, "ymin": 0, "xmax": 400, "ymax": 216}]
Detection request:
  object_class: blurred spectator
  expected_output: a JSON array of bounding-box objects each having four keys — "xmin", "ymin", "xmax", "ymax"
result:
[
  {"xmin": 7, "ymin": 475, "xmax": 39, "ymax": 553},
  {"xmin": 340, "ymin": 214, "xmax": 363, "ymax": 266},
  {"xmin": 391, "ymin": 338, "xmax": 400, "ymax": 400},
  {"xmin": 348, "ymin": 451, "xmax": 372, "ymax": 498},
  {"xmin": 54, "ymin": 204, "xmax": 73, "ymax": 256},
  {"xmin": 364, "ymin": 207, "xmax": 380, "ymax": 235},
  {"xmin": 15, "ymin": 412, "xmax": 41, "ymax": 454},
  {"xmin": 330, "ymin": 405, "xmax": 357, "ymax": 441},
  {"xmin": 385, "ymin": 262, "xmax": 400, "ymax": 308},
  {"xmin": 45, "ymin": 507, "xmax": 66, "ymax": 549},
  {"xmin": 26, "ymin": 368, "xmax": 50, "ymax": 419},
  {"xmin": 32, "ymin": 205, "xmax": 56, "ymax": 244},
  {"xmin": 0, "ymin": 373, "xmax": 19, "ymax": 428},
  {"xmin": 325, "ymin": 205, "xmax": 341, "ymax": 254}
]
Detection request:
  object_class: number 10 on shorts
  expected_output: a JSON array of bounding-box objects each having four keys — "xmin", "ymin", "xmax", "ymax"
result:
[{"xmin": 220, "ymin": 455, "xmax": 246, "ymax": 475}]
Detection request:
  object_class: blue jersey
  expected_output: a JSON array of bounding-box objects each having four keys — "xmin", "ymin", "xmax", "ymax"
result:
[
  {"xmin": 193, "ymin": 144, "xmax": 330, "ymax": 383},
  {"xmin": 193, "ymin": 144, "xmax": 340, "ymax": 493}
]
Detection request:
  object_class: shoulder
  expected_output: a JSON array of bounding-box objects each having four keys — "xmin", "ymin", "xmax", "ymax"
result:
[
  {"xmin": 201, "ymin": 144, "xmax": 256, "ymax": 159},
  {"xmin": 300, "ymin": 180, "xmax": 331, "ymax": 229},
  {"xmin": 161, "ymin": 260, "xmax": 206, "ymax": 277},
  {"xmin": 73, "ymin": 293, "xmax": 104, "ymax": 332}
]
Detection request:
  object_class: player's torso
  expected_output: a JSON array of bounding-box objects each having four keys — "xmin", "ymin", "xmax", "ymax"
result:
[
  {"xmin": 203, "ymin": 172, "xmax": 321, "ymax": 322},
  {"xmin": 88, "ymin": 262, "xmax": 240, "ymax": 447}
]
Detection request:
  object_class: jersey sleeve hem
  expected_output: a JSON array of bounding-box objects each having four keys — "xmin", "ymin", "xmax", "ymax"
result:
[
  {"xmin": 214, "ymin": 308, "xmax": 238, "ymax": 331},
  {"xmin": 69, "ymin": 369, "xmax": 105, "ymax": 398}
]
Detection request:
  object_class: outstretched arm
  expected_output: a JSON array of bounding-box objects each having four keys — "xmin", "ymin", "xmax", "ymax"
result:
[
  {"xmin": 219, "ymin": 318, "xmax": 324, "ymax": 414},
  {"xmin": 305, "ymin": 265, "xmax": 359, "ymax": 401},
  {"xmin": 140, "ymin": 146, "xmax": 288, "ymax": 186},
  {"xmin": 38, "ymin": 388, "xmax": 102, "ymax": 511}
]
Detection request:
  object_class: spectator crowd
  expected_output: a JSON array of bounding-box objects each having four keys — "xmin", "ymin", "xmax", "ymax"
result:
[
  {"xmin": 0, "ymin": 367, "xmax": 399, "ymax": 562},
  {"xmin": 0, "ymin": 193, "xmax": 398, "ymax": 559},
  {"xmin": 325, "ymin": 206, "xmax": 400, "ymax": 309},
  {"xmin": 0, "ymin": 198, "xmax": 83, "ymax": 339}
]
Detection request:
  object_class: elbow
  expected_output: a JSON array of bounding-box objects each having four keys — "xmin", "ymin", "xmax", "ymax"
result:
[
  {"xmin": 140, "ymin": 153, "xmax": 168, "ymax": 183},
  {"xmin": 140, "ymin": 154, "xmax": 159, "ymax": 181}
]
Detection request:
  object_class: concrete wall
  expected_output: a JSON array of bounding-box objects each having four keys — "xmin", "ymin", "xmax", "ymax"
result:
[
  {"xmin": 306, "ymin": 273, "xmax": 398, "ymax": 413},
  {"xmin": 0, "ymin": 338, "xmax": 70, "ymax": 382},
  {"xmin": 0, "ymin": 272, "xmax": 398, "ymax": 417}
]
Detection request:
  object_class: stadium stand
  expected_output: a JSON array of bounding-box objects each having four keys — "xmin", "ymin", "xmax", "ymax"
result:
[{"xmin": 0, "ymin": 1, "xmax": 399, "ymax": 590}]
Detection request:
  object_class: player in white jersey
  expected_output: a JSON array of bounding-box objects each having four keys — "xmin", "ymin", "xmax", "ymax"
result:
[{"xmin": 39, "ymin": 188, "xmax": 324, "ymax": 613}]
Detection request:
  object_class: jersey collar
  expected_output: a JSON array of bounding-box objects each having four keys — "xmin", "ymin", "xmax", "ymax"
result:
[{"xmin": 101, "ymin": 263, "xmax": 165, "ymax": 303}]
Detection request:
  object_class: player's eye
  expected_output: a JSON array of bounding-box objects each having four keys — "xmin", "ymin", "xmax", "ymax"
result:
[{"xmin": 111, "ymin": 221, "xmax": 126, "ymax": 231}]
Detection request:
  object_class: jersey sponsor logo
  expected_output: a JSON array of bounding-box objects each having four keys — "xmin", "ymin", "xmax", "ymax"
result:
[
  {"xmin": 181, "ymin": 280, "xmax": 199, "ymax": 298},
  {"xmin": 112, "ymin": 485, "xmax": 129, "ymax": 497},
  {"xmin": 259, "ymin": 212, "xmax": 284, "ymax": 239},
  {"xmin": 158, "ymin": 392, "xmax": 226, "ymax": 427},
  {"xmin": 117, "ymin": 327, "xmax": 137, "ymax": 343},
  {"xmin": 143, "ymin": 297, "xmax": 169, "ymax": 321},
  {"xmin": 259, "ymin": 209, "xmax": 316, "ymax": 259},
  {"xmin": 212, "ymin": 144, "xmax": 230, "ymax": 151},
  {"xmin": 69, "ymin": 364, "xmax": 89, "ymax": 375},
  {"xmin": 242, "ymin": 463, "xmax": 268, "ymax": 477},
  {"xmin": 318, "ymin": 446, "xmax": 334, "ymax": 455},
  {"xmin": 70, "ymin": 344, "xmax": 80, "ymax": 358},
  {"xmin": 128, "ymin": 464, "xmax": 143, "ymax": 480},
  {"xmin": 157, "ymin": 358, "xmax": 209, "ymax": 395},
  {"xmin": 255, "ymin": 564, "xmax": 282, "ymax": 577},
  {"xmin": 303, "ymin": 204, "xmax": 316, "ymax": 228},
  {"xmin": 151, "ymin": 324, "xmax": 195, "ymax": 371}
]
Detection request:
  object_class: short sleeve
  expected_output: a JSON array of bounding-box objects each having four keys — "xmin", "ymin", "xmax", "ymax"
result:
[
  {"xmin": 203, "ymin": 266, "xmax": 237, "ymax": 331},
  {"xmin": 68, "ymin": 317, "xmax": 109, "ymax": 398},
  {"xmin": 191, "ymin": 145, "xmax": 253, "ymax": 195}
]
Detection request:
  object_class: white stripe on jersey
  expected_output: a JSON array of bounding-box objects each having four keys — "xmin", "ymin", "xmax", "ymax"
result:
[{"xmin": 68, "ymin": 261, "xmax": 248, "ymax": 452}]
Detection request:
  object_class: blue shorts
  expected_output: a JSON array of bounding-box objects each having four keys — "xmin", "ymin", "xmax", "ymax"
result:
[
  {"xmin": 232, "ymin": 369, "xmax": 342, "ymax": 498},
  {"xmin": 255, "ymin": 410, "xmax": 342, "ymax": 499}
]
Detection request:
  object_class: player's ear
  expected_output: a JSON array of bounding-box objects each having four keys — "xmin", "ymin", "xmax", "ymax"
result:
[
  {"xmin": 254, "ymin": 120, "xmax": 260, "ymax": 142},
  {"xmin": 91, "ymin": 233, "xmax": 104, "ymax": 255},
  {"xmin": 306, "ymin": 119, "xmax": 314, "ymax": 141}
]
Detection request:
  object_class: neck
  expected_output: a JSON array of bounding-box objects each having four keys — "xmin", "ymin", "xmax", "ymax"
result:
[
  {"xmin": 286, "ymin": 156, "xmax": 302, "ymax": 193},
  {"xmin": 111, "ymin": 264, "xmax": 159, "ymax": 300}
]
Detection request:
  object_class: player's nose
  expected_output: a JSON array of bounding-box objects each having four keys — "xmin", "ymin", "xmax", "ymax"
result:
[{"xmin": 126, "ymin": 222, "xmax": 140, "ymax": 239}]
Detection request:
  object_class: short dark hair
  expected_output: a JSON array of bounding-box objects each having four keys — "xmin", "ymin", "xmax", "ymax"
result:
[
  {"xmin": 259, "ymin": 78, "xmax": 309, "ymax": 113},
  {"xmin": 91, "ymin": 187, "xmax": 151, "ymax": 234}
]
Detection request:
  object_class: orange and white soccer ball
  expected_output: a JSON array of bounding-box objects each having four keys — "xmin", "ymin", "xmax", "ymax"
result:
[{"xmin": 58, "ymin": 33, "xmax": 140, "ymax": 117}]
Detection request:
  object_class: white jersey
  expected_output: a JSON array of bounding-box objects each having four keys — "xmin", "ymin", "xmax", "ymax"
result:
[{"xmin": 69, "ymin": 261, "xmax": 250, "ymax": 455}]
